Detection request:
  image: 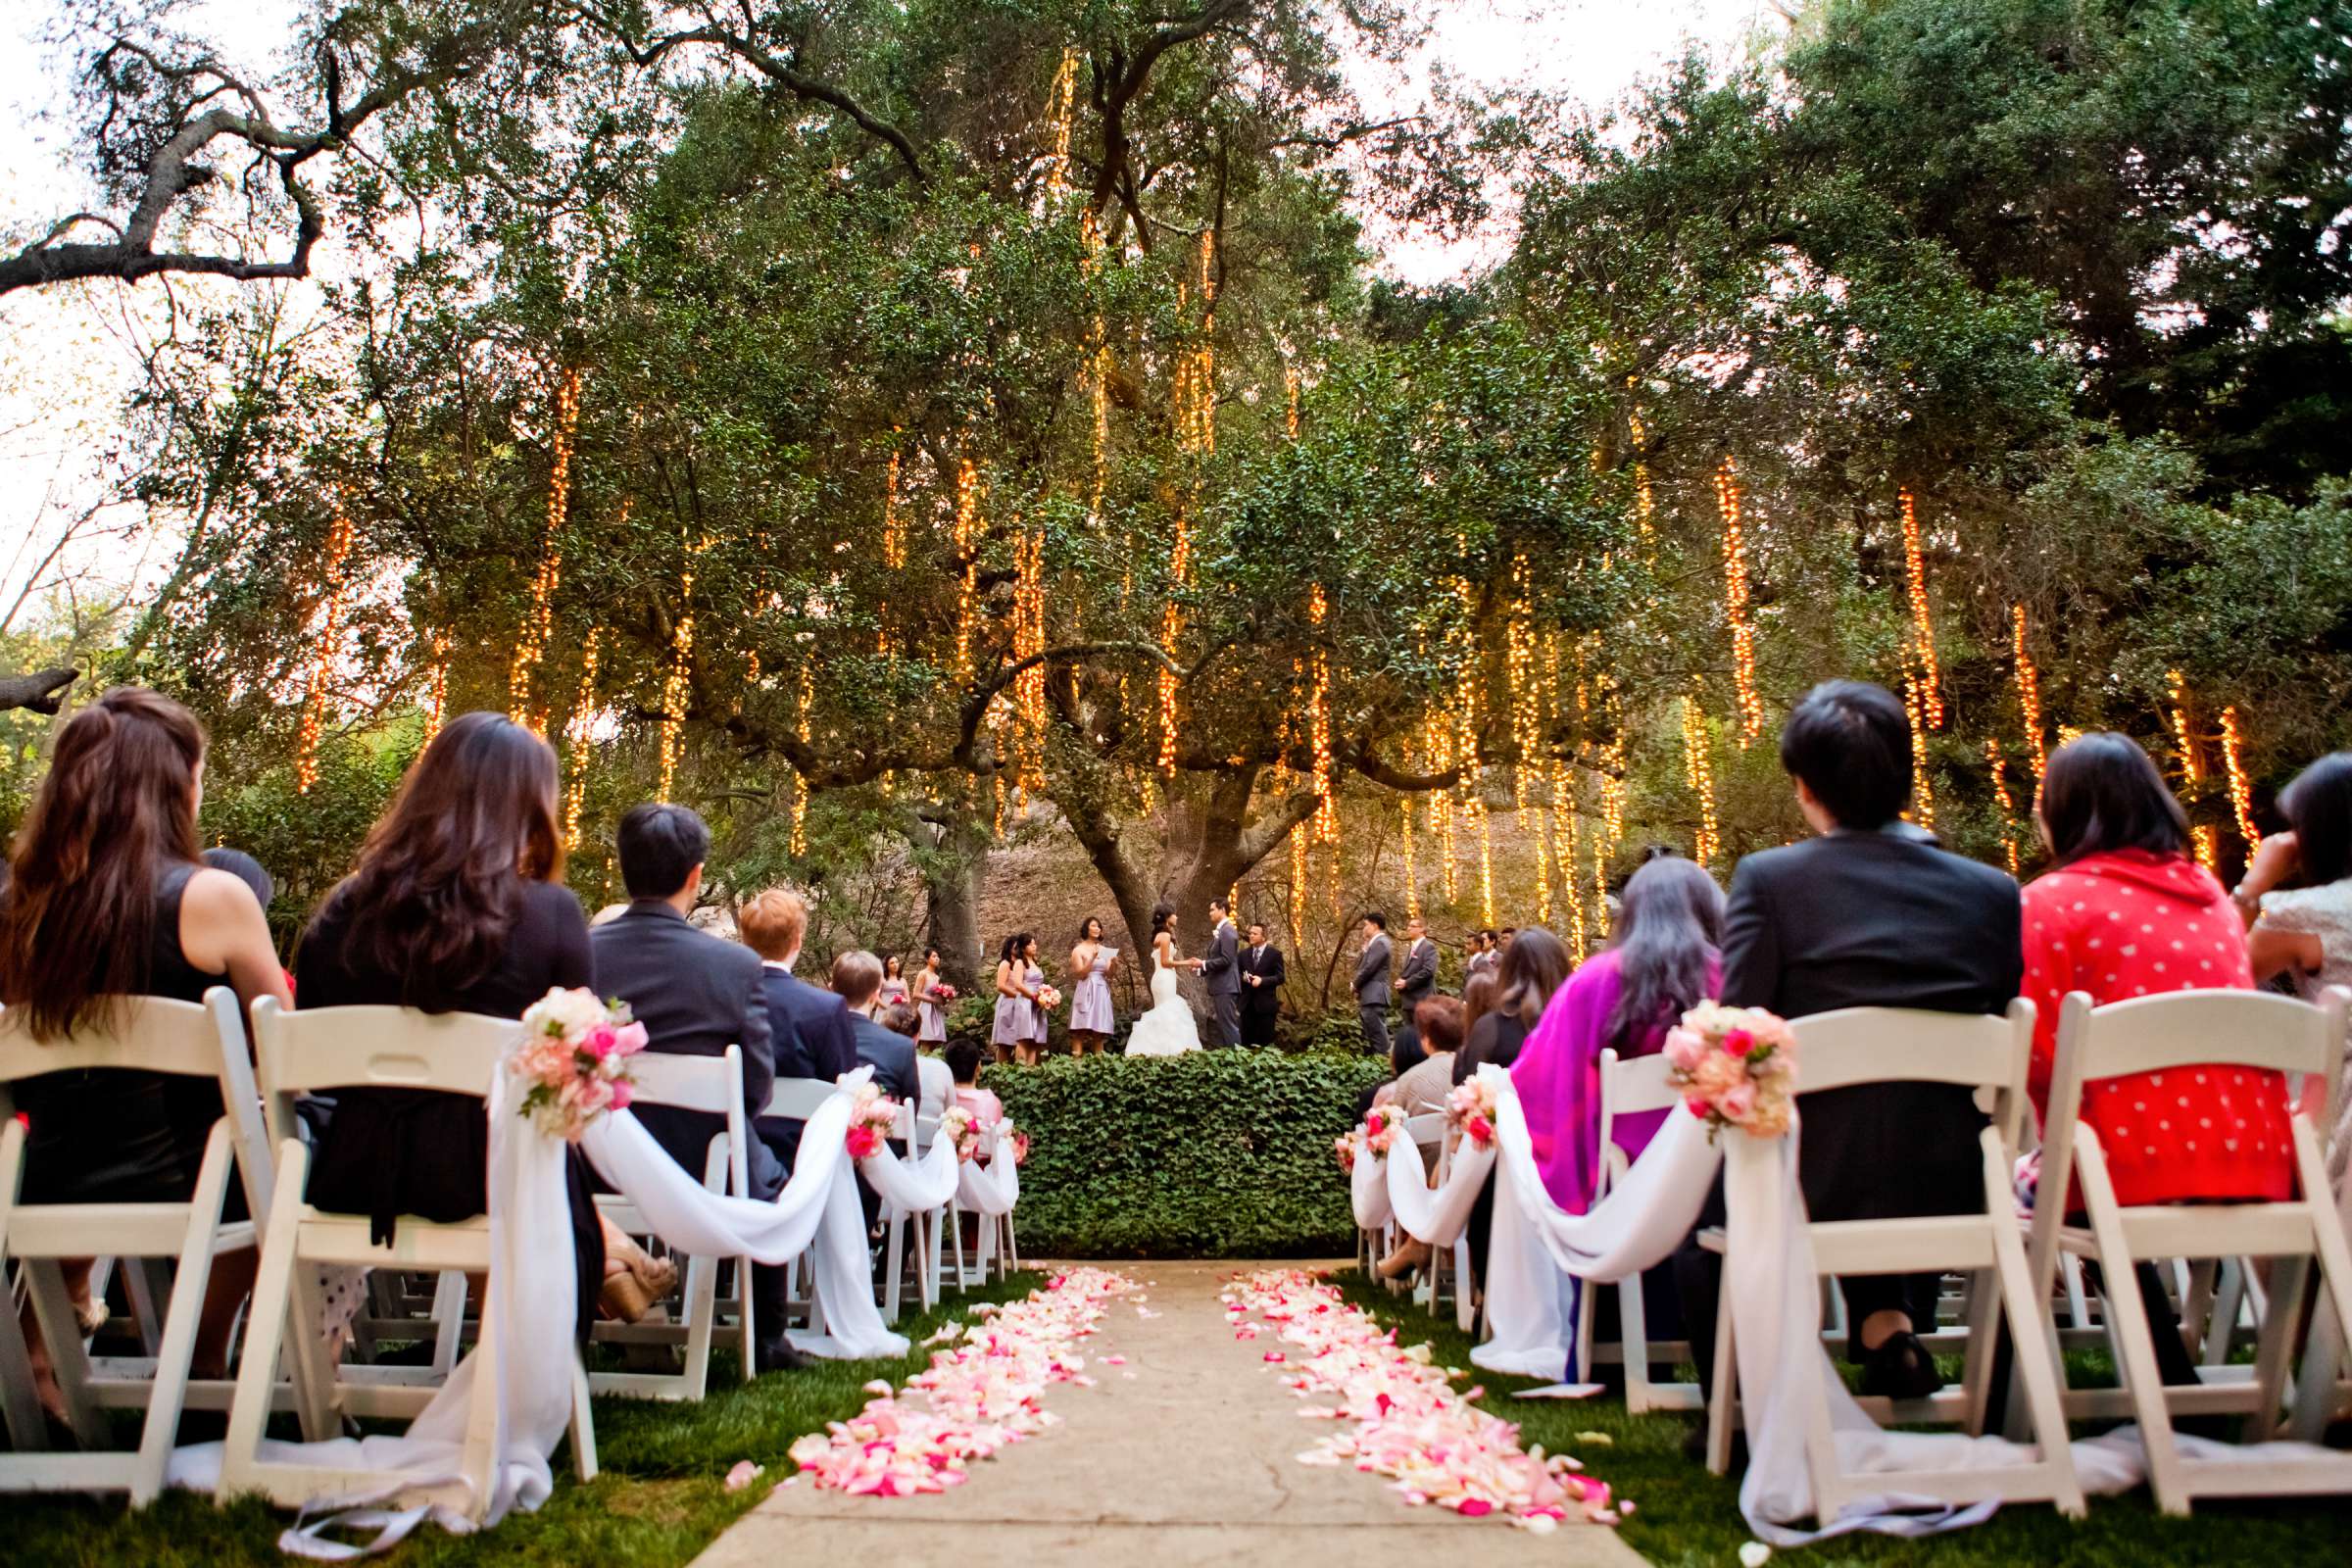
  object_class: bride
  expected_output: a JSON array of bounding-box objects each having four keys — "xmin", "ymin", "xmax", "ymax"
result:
[{"xmin": 1123, "ymin": 904, "xmax": 1205, "ymax": 1056}]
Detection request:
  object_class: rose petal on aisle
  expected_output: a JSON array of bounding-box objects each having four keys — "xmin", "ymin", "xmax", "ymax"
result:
[
  {"xmin": 1224, "ymin": 1268, "xmax": 1620, "ymax": 1530},
  {"xmin": 785, "ymin": 1267, "xmax": 1139, "ymax": 1497}
]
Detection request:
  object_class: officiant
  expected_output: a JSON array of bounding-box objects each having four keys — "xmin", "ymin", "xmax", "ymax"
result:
[{"xmin": 1238, "ymin": 921, "xmax": 1286, "ymax": 1047}]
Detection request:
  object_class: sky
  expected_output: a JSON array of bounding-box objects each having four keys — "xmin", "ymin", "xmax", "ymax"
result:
[{"xmin": 0, "ymin": 0, "xmax": 1772, "ymax": 616}]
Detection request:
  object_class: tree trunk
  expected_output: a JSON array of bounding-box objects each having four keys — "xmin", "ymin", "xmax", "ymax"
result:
[{"xmin": 898, "ymin": 799, "xmax": 991, "ymax": 991}]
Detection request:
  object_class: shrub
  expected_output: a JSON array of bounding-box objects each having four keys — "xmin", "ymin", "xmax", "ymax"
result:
[{"xmin": 980, "ymin": 1051, "xmax": 1391, "ymax": 1257}]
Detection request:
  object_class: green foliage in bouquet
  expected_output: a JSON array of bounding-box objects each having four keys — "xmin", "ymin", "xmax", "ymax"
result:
[{"xmin": 981, "ymin": 1051, "xmax": 1391, "ymax": 1257}]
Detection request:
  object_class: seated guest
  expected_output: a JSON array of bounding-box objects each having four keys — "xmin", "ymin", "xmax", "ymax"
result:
[
  {"xmin": 740, "ymin": 886, "xmax": 858, "ymax": 1172},
  {"xmin": 1377, "ymin": 996, "xmax": 1467, "ymax": 1278},
  {"xmin": 2019, "ymin": 734, "xmax": 2293, "ymax": 1391},
  {"xmin": 887, "ymin": 1004, "xmax": 954, "ymax": 1120},
  {"xmin": 1513, "ymin": 858, "xmax": 1723, "ymax": 1212},
  {"xmin": 833, "ymin": 949, "xmax": 920, "ymax": 1105},
  {"xmin": 1, "ymin": 688, "xmax": 289, "ymax": 1416},
  {"xmin": 295, "ymin": 711, "xmax": 607, "ymax": 1338},
  {"xmin": 1673, "ymin": 680, "xmax": 2021, "ymax": 1404},
  {"xmin": 2238, "ymin": 751, "xmax": 2352, "ymax": 1182},
  {"xmin": 590, "ymin": 803, "xmax": 783, "ymax": 1200},
  {"xmin": 1460, "ymin": 968, "xmax": 1500, "ymax": 1045},
  {"xmin": 1454, "ymin": 926, "xmax": 1572, "ymax": 1084},
  {"xmin": 946, "ymin": 1040, "xmax": 1003, "ymax": 1124},
  {"xmin": 1368, "ymin": 1009, "xmax": 1429, "ymax": 1112}
]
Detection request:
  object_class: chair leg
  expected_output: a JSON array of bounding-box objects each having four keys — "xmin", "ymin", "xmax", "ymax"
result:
[
  {"xmin": 883, "ymin": 1212, "xmax": 905, "ymax": 1325},
  {"xmin": 130, "ymin": 1130, "xmax": 234, "ymax": 1505},
  {"xmin": 1705, "ymin": 1295, "xmax": 1738, "ymax": 1476},
  {"xmin": 1983, "ymin": 1152, "xmax": 2085, "ymax": 1517},
  {"xmin": 567, "ymin": 1355, "xmax": 598, "ymax": 1482},
  {"xmin": 2203, "ymin": 1259, "xmax": 2246, "ymax": 1368},
  {"xmin": 1618, "ymin": 1277, "xmax": 1646, "ymax": 1413},
  {"xmin": 457, "ymin": 1298, "xmax": 502, "ymax": 1525},
  {"xmin": 2246, "ymin": 1254, "xmax": 2309, "ymax": 1443},
  {"xmin": 2095, "ymin": 1236, "xmax": 2191, "ymax": 1514},
  {"xmin": 221, "ymin": 1152, "xmax": 310, "ymax": 1501},
  {"xmin": 24, "ymin": 1259, "xmax": 104, "ymax": 1446},
  {"xmin": 430, "ymin": 1270, "xmax": 467, "ymax": 1378},
  {"xmin": 1958, "ymin": 1267, "xmax": 1998, "ymax": 1439}
]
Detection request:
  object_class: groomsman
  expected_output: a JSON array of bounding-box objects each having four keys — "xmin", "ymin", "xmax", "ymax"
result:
[
  {"xmin": 1238, "ymin": 921, "xmax": 1285, "ymax": 1047},
  {"xmin": 1396, "ymin": 913, "xmax": 1438, "ymax": 1007},
  {"xmin": 1202, "ymin": 896, "xmax": 1242, "ymax": 1048},
  {"xmin": 1352, "ymin": 912, "xmax": 1393, "ymax": 1055}
]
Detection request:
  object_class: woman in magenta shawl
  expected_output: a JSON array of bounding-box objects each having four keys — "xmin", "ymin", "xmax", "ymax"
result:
[{"xmin": 1512, "ymin": 855, "xmax": 1726, "ymax": 1215}]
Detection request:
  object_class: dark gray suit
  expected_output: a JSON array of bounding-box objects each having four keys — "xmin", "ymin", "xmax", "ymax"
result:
[
  {"xmin": 1396, "ymin": 936, "xmax": 1438, "ymax": 1008},
  {"xmin": 1352, "ymin": 932, "xmax": 1393, "ymax": 1055},
  {"xmin": 590, "ymin": 901, "xmax": 783, "ymax": 1200},
  {"xmin": 849, "ymin": 1012, "xmax": 919, "ymax": 1106},
  {"xmin": 1202, "ymin": 917, "xmax": 1241, "ymax": 1048}
]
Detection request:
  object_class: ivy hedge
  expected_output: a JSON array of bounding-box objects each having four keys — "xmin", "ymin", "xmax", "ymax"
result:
[{"xmin": 980, "ymin": 1050, "xmax": 1391, "ymax": 1257}]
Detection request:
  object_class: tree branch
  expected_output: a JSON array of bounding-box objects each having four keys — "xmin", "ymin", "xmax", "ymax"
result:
[{"xmin": 0, "ymin": 668, "xmax": 78, "ymax": 715}]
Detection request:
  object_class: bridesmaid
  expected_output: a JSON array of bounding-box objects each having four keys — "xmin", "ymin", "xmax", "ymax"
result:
[
  {"xmin": 877, "ymin": 953, "xmax": 911, "ymax": 1010},
  {"xmin": 991, "ymin": 933, "xmax": 1039, "ymax": 1066},
  {"xmin": 1022, "ymin": 939, "xmax": 1053, "ymax": 1065},
  {"xmin": 913, "ymin": 947, "xmax": 950, "ymax": 1047},
  {"xmin": 1068, "ymin": 916, "xmax": 1119, "ymax": 1054}
]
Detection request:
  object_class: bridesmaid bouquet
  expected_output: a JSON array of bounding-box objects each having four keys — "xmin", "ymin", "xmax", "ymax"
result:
[
  {"xmin": 940, "ymin": 1104, "xmax": 983, "ymax": 1162},
  {"xmin": 513, "ymin": 987, "xmax": 648, "ymax": 1142},
  {"xmin": 1446, "ymin": 1078, "xmax": 1498, "ymax": 1148},
  {"xmin": 1035, "ymin": 984, "xmax": 1062, "ymax": 1010},
  {"xmin": 1662, "ymin": 1001, "xmax": 1797, "ymax": 1141},
  {"xmin": 1360, "ymin": 1103, "xmax": 1400, "ymax": 1156},
  {"xmin": 846, "ymin": 1082, "xmax": 903, "ymax": 1159},
  {"xmin": 930, "ymin": 983, "xmax": 959, "ymax": 1004}
]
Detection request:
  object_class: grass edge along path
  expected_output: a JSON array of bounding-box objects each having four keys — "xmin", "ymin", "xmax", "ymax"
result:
[
  {"xmin": 1333, "ymin": 1270, "xmax": 2350, "ymax": 1568},
  {"xmin": 2, "ymin": 1270, "xmax": 1045, "ymax": 1568}
]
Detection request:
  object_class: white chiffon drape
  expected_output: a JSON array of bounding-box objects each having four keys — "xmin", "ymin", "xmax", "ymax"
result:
[
  {"xmin": 1462, "ymin": 1064, "xmax": 2335, "ymax": 1543},
  {"xmin": 170, "ymin": 1067, "xmax": 963, "ymax": 1553}
]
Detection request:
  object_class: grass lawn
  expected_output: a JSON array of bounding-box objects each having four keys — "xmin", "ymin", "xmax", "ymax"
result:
[
  {"xmin": 2, "ymin": 1270, "xmax": 1043, "ymax": 1568},
  {"xmin": 1332, "ymin": 1270, "xmax": 2352, "ymax": 1568}
]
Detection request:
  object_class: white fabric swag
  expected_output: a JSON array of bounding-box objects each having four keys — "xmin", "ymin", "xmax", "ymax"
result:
[{"xmin": 172, "ymin": 1066, "xmax": 965, "ymax": 1554}]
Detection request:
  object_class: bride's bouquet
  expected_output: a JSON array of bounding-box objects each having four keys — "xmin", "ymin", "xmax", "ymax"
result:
[
  {"xmin": 1446, "ymin": 1077, "xmax": 1497, "ymax": 1149},
  {"xmin": 1663, "ymin": 1001, "xmax": 1797, "ymax": 1141},
  {"xmin": 940, "ymin": 1104, "xmax": 983, "ymax": 1162},
  {"xmin": 1360, "ymin": 1103, "xmax": 1400, "ymax": 1157},
  {"xmin": 513, "ymin": 987, "xmax": 648, "ymax": 1142},
  {"xmin": 846, "ymin": 1082, "xmax": 903, "ymax": 1159}
]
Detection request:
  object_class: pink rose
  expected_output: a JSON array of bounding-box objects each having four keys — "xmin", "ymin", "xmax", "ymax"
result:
[
  {"xmin": 1464, "ymin": 1113, "xmax": 1494, "ymax": 1146},
  {"xmin": 585, "ymin": 1024, "xmax": 618, "ymax": 1058},
  {"xmin": 1717, "ymin": 1080, "xmax": 1757, "ymax": 1122},
  {"xmin": 1663, "ymin": 1027, "xmax": 1705, "ymax": 1072},
  {"xmin": 610, "ymin": 1080, "xmax": 633, "ymax": 1111},
  {"xmin": 611, "ymin": 1020, "xmax": 649, "ymax": 1055},
  {"xmin": 847, "ymin": 1125, "xmax": 879, "ymax": 1159},
  {"xmin": 1690, "ymin": 1051, "xmax": 1743, "ymax": 1097},
  {"xmin": 1685, "ymin": 1095, "xmax": 1713, "ymax": 1119},
  {"xmin": 1722, "ymin": 1028, "xmax": 1755, "ymax": 1057}
]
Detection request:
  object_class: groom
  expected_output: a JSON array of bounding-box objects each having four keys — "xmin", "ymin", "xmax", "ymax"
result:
[{"xmin": 1202, "ymin": 896, "xmax": 1242, "ymax": 1049}]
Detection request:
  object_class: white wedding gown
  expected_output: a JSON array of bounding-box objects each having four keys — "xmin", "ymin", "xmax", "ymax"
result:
[{"xmin": 1123, "ymin": 955, "xmax": 1201, "ymax": 1056}]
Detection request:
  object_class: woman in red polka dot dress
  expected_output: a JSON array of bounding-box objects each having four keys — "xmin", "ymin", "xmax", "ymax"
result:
[{"xmin": 2021, "ymin": 733, "xmax": 2295, "ymax": 1208}]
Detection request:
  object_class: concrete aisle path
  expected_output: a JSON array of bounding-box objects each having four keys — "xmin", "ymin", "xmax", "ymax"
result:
[{"xmin": 693, "ymin": 1260, "xmax": 1647, "ymax": 1568}]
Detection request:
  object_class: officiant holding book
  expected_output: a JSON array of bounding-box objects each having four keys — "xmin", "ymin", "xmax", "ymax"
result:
[{"xmin": 1238, "ymin": 921, "xmax": 1285, "ymax": 1047}]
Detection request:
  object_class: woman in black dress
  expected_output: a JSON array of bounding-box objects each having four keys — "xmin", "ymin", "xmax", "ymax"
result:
[
  {"xmin": 1, "ymin": 687, "xmax": 290, "ymax": 1416},
  {"xmin": 295, "ymin": 711, "xmax": 609, "ymax": 1335}
]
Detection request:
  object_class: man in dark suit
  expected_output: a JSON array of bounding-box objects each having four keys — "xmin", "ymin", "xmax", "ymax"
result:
[
  {"xmin": 1396, "ymin": 913, "xmax": 1438, "ymax": 1008},
  {"xmin": 830, "ymin": 950, "xmax": 919, "ymax": 1104},
  {"xmin": 1201, "ymin": 897, "xmax": 1242, "ymax": 1048},
  {"xmin": 1238, "ymin": 921, "xmax": 1285, "ymax": 1047},
  {"xmin": 593, "ymin": 806, "xmax": 805, "ymax": 1374},
  {"xmin": 1352, "ymin": 912, "xmax": 1393, "ymax": 1055},
  {"xmin": 1674, "ymin": 679, "xmax": 2023, "ymax": 1406}
]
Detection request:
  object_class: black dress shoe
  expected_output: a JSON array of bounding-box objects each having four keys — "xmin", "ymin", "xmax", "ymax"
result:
[
  {"xmin": 756, "ymin": 1337, "xmax": 812, "ymax": 1375},
  {"xmin": 1859, "ymin": 1329, "xmax": 1943, "ymax": 1400}
]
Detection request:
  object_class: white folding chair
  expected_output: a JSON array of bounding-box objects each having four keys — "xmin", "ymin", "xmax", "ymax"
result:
[
  {"xmin": 762, "ymin": 1077, "xmax": 841, "ymax": 1337},
  {"xmin": 2028, "ymin": 987, "xmax": 2352, "ymax": 1514},
  {"xmin": 590, "ymin": 1047, "xmax": 753, "ymax": 1398},
  {"xmin": 1703, "ymin": 1003, "xmax": 2083, "ymax": 1523},
  {"xmin": 220, "ymin": 1001, "xmax": 595, "ymax": 1520},
  {"xmin": 0, "ymin": 989, "xmax": 265, "ymax": 1503},
  {"xmin": 1399, "ymin": 1112, "xmax": 1449, "ymax": 1313},
  {"xmin": 1587, "ymin": 1048, "xmax": 1699, "ymax": 1412}
]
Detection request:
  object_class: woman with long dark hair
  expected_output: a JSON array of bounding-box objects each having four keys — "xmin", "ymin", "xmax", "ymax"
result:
[
  {"xmin": 1, "ymin": 687, "xmax": 289, "ymax": 1414},
  {"xmin": 1454, "ymin": 926, "xmax": 1574, "ymax": 1084},
  {"xmin": 1510, "ymin": 859, "xmax": 1724, "ymax": 1211},
  {"xmin": 991, "ymin": 933, "xmax": 1039, "ymax": 1065},
  {"xmin": 2238, "ymin": 750, "xmax": 2352, "ymax": 1179},
  {"xmin": 913, "ymin": 946, "xmax": 951, "ymax": 1046},
  {"xmin": 1066, "ymin": 915, "xmax": 1119, "ymax": 1055},
  {"xmin": 296, "ymin": 711, "xmax": 607, "ymax": 1333}
]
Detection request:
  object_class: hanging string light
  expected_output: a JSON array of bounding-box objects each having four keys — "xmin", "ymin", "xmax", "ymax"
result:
[
  {"xmin": 2221, "ymin": 706, "xmax": 2260, "ymax": 848},
  {"xmin": 1044, "ymin": 46, "xmax": 1080, "ymax": 200},
  {"xmin": 1986, "ymin": 737, "xmax": 2021, "ymax": 877},
  {"xmin": 791, "ymin": 659, "xmax": 814, "ymax": 855},
  {"xmin": 1903, "ymin": 659, "xmax": 1936, "ymax": 828},
  {"xmin": 657, "ymin": 539, "xmax": 704, "ymax": 803},
  {"xmin": 1626, "ymin": 398, "xmax": 1656, "ymax": 548},
  {"xmin": 1561, "ymin": 808, "xmax": 1584, "ymax": 957},
  {"xmin": 1898, "ymin": 488, "xmax": 1944, "ymax": 729},
  {"xmin": 510, "ymin": 368, "xmax": 581, "ymax": 728},
  {"xmin": 1400, "ymin": 793, "xmax": 1419, "ymax": 919},
  {"xmin": 1306, "ymin": 585, "xmax": 1336, "ymax": 842},
  {"xmin": 294, "ymin": 507, "xmax": 358, "ymax": 795},
  {"xmin": 1713, "ymin": 460, "xmax": 1764, "ymax": 745},
  {"xmin": 562, "ymin": 629, "xmax": 601, "ymax": 848},
  {"xmin": 1505, "ymin": 552, "xmax": 1541, "ymax": 810},
  {"xmin": 881, "ymin": 447, "xmax": 906, "ymax": 570},
  {"xmin": 954, "ymin": 458, "xmax": 981, "ymax": 682},
  {"xmin": 1285, "ymin": 358, "xmax": 1301, "ymax": 441},
  {"xmin": 1681, "ymin": 696, "xmax": 1720, "ymax": 865},
  {"xmin": 423, "ymin": 632, "xmax": 449, "ymax": 745},
  {"xmin": 2168, "ymin": 669, "xmax": 2218, "ymax": 869},
  {"xmin": 2011, "ymin": 604, "xmax": 2048, "ymax": 780},
  {"xmin": 1473, "ymin": 791, "xmax": 1497, "ymax": 929},
  {"xmin": 1011, "ymin": 525, "xmax": 1049, "ymax": 810}
]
